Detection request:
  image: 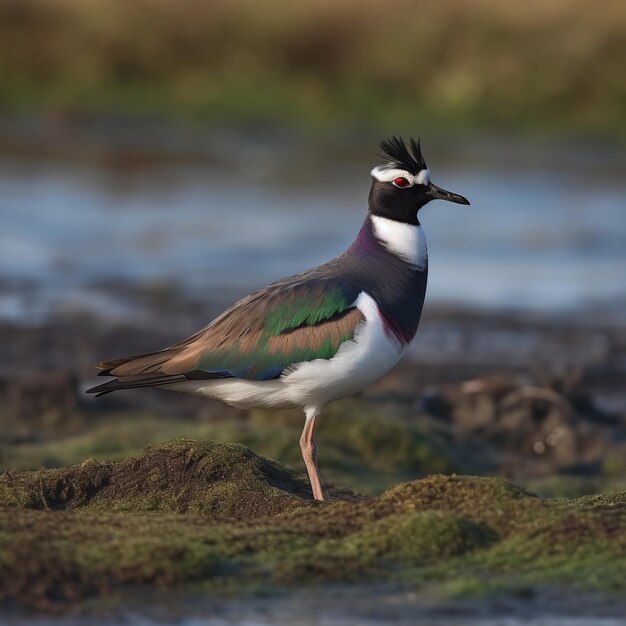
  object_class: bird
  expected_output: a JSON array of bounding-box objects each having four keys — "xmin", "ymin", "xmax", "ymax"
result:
[{"xmin": 87, "ymin": 137, "xmax": 469, "ymax": 501}]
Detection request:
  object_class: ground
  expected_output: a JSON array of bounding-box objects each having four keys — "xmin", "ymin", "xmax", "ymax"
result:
[{"xmin": 1, "ymin": 439, "xmax": 625, "ymax": 614}]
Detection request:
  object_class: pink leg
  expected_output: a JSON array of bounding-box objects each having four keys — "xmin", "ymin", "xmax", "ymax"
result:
[{"xmin": 300, "ymin": 409, "xmax": 324, "ymax": 501}]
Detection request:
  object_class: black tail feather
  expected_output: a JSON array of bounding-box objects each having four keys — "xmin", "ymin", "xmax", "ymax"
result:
[
  {"xmin": 86, "ymin": 370, "xmax": 232, "ymax": 397},
  {"xmin": 86, "ymin": 374, "xmax": 188, "ymax": 397}
]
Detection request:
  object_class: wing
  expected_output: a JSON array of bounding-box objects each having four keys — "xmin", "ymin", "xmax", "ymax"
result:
[{"xmin": 87, "ymin": 274, "xmax": 364, "ymax": 395}]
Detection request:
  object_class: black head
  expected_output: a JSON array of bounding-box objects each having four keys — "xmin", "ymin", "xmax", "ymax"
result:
[{"xmin": 369, "ymin": 136, "xmax": 470, "ymax": 225}]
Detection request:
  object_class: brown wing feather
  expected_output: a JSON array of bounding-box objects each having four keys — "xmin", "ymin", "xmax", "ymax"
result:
[
  {"xmin": 96, "ymin": 279, "xmax": 363, "ymax": 380},
  {"xmin": 100, "ymin": 308, "xmax": 364, "ymax": 379}
]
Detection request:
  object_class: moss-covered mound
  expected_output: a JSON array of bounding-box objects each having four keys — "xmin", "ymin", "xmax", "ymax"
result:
[
  {"xmin": 0, "ymin": 439, "xmax": 341, "ymax": 518},
  {"xmin": 1, "ymin": 440, "xmax": 625, "ymax": 612}
]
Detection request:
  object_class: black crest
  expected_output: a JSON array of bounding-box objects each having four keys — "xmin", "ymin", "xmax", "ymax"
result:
[{"xmin": 378, "ymin": 136, "xmax": 427, "ymax": 174}]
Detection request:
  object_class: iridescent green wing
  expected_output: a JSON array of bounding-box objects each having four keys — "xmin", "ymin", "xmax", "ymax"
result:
[
  {"xmin": 192, "ymin": 282, "xmax": 364, "ymax": 379},
  {"xmin": 98, "ymin": 278, "xmax": 364, "ymax": 381}
]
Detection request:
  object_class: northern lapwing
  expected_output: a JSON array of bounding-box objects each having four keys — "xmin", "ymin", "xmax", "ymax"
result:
[{"xmin": 87, "ymin": 137, "xmax": 469, "ymax": 501}]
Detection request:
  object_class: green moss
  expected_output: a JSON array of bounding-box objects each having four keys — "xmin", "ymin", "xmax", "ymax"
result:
[
  {"xmin": 0, "ymin": 439, "xmax": 328, "ymax": 517},
  {"xmin": 1, "ymin": 440, "xmax": 625, "ymax": 612},
  {"xmin": 572, "ymin": 490, "xmax": 626, "ymax": 510},
  {"xmin": 337, "ymin": 511, "xmax": 497, "ymax": 565}
]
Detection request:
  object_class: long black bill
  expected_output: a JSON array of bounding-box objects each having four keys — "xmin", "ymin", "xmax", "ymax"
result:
[{"xmin": 427, "ymin": 183, "xmax": 470, "ymax": 205}]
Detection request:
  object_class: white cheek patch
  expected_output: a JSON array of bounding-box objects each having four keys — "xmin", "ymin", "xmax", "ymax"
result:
[{"xmin": 370, "ymin": 166, "xmax": 431, "ymax": 187}]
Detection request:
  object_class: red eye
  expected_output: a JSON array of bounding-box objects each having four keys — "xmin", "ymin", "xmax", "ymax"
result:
[{"xmin": 392, "ymin": 177, "xmax": 410, "ymax": 188}]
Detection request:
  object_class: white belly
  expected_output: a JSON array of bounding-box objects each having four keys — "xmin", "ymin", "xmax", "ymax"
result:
[{"xmin": 168, "ymin": 292, "xmax": 406, "ymax": 414}]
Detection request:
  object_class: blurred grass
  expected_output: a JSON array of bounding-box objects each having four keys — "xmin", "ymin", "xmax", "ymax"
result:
[
  {"xmin": 1, "ymin": 0, "xmax": 625, "ymax": 133},
  {"xmin": 0, "ymin": 397, "xmax": 476, "ymax": 495}
]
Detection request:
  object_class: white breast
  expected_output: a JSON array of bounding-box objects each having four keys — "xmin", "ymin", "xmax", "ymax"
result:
[
  {"xmin": 370, "ymin": 215, "xmax": 428, "ymax": 270},
  {"xmin": 281, "ymin": 291, "xmax": 404, "ymax": 409}
]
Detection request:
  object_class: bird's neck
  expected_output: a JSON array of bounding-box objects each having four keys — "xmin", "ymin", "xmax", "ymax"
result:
[
  {"xmin": 368, "ymin": 215, "xmax": 428, "ymax": 270},
  {"xmin": 344, "ymin": 215, "xmax": 428, "ymax": 346},
  {"xmin": 351, "ymin": 215, "xmax": 427, "ymax": 270}
]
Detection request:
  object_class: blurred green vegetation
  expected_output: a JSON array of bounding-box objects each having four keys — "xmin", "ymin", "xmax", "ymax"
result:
[
  {"xmin": 1, "ymin": 0, "xmax": 625, "ymax": 133},
  {"xmin": 0, "ymin": 397, "xmax": 473, "ymax": 496}
]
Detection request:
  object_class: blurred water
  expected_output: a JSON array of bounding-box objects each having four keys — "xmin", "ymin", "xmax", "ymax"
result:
[
  {"xmin": 6, "ymin": 616, "xmax": 623, "ymax": 626},
  {"xmin": 5, "ymin": 583, "xmax": 626, "ymax": 626},
  {"xmin": 0, "ymin": 139, "xmax": 625, "ymax": 322}
]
